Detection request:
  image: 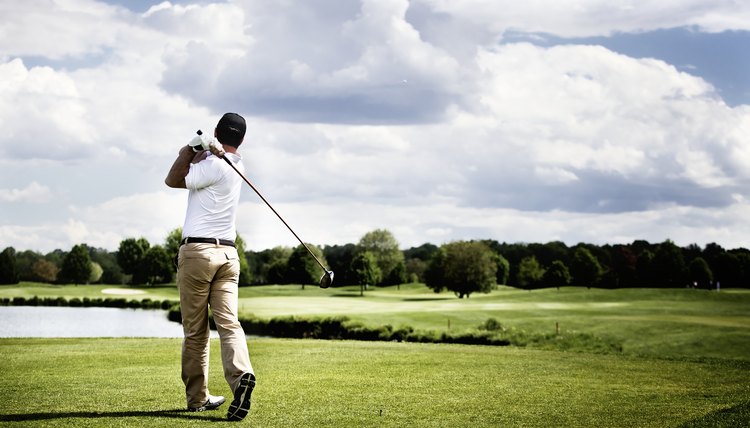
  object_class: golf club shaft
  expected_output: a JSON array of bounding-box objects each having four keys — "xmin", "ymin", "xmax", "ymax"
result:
[{"xmin": 221, "ymin": 156, "xmax": 329, "ymax": 273}]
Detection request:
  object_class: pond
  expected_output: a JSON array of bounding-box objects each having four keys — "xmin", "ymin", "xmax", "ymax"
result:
[{"xmin": 0, "ymin": 306, "xmax": 218, "ymax": 338}]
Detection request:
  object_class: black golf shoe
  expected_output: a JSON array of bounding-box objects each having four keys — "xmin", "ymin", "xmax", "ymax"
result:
[
  {"xmin": 188, "ymin": 394, "xmax": 225, "ymax": 412},
  {"xmin": 227, "ymin": 373, "xmax": 256, "ymax": 421}
]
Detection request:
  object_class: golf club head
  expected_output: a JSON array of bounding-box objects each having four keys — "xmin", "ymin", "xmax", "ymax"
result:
[{"xmin": 319, "ymin": 270, "xmax": 334, "ymax": 288}]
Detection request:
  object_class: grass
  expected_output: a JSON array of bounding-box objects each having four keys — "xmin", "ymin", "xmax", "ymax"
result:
[
  {"xmin": 4, "ymin": 282, "xmax": 750, "ymax": 360},
  {"xmin": 0, "ymin": 283, "xmax": 178, "ymax": 301},
  {"xmin": 1, "ymin": 338, "xmax": 748, "ymax": 427},
  {"xmin": 237, "ymin": 284, "xmax": 750, "ymax": 361},
  {"xmin": 1, "ymin": 282, "xmax": 749, "ymax": 426}
]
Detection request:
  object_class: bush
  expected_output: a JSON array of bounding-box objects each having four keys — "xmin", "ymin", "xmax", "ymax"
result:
[
  {"xmin": 3, "ymin": 295, "xmax": 179, "ymax": 312},
  {"xmin": 479, "ymin": 318, "xmax": 503, "ymax": 331},
  {"xmin": 126, "ymin": 308, "xmax": 623, "ymax": 352}
]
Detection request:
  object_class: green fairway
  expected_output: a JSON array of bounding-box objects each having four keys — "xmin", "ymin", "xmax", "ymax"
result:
[
  {"xmin": 233, "ymin": 284, "xmax": 750, "ymax": 361},
  {"xmin": 3, "ymin": 282, "xmax": 750, "ymax": 360},
  {"xmin": 0, "ymin": 283, "xmax": 179, "ymax": 301},
  {"xmin": 1, "ymin": 338, "xmax": 748, "ymax": 427}
]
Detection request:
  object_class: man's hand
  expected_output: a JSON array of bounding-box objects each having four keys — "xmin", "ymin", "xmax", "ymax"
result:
[{"xmin": 208, "ymin": 139, "xmax": 226, "ymax": 158}]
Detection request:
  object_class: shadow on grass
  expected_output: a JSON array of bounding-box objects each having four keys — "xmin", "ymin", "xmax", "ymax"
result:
[
  {"xmin": 330, "ymin": 293, "xmax": 365, "ymax": 298},
  {"xmin": 401, "ymin": 297, "xmax": 454, "ymax": 302},
  {"xmin": 678, "ymin": 400, "xmax": 750, "ymax": 428},
  {"xmin": 0, "ymin": 408, "xmax": 229, "ymax": 423}
]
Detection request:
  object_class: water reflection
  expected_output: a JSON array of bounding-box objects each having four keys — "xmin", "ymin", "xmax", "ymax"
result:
[{"xmin": 0, "ymin": 306, "xmax": 218, "ymax": 338}]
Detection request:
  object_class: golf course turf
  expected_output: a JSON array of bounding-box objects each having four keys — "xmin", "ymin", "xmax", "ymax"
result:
[{"xmin": 1, "ymin": 283, "xmax": 749, "ymax": 427}]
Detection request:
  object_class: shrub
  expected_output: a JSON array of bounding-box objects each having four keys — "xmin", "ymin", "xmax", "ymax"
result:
[{"xmin": 479, "ymin": 318, "xmax": 503, "ymax": 331}]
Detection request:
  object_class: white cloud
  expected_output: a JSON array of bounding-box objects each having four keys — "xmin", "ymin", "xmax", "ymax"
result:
[
  {"xmin": 159, "ymin": 0, "xmax": 464, "ymax": 123},
  {"xmin": 0, "ymin": 0, "xmax": 126, "ymax": 59},
  {"xmin": 416, "ymin": 0, "xmax": 750, "ymax": 36},
  {"xmin": 0, "ymin": 59, "xmax": 97, "ymax": 160},
  {"xmin": 234, "ymin": 199, "xmax": 750, "ymax": 251},
  {"xmin": 0, "ymin": 191, "xmax": 186, "ymax": 253},
  {"xmin": 1, "ymin": 0, "xmax": 750, "ymax": 254},
  {"xmin": 0, "ymin": 182, "xmax": 53, "ymax": 203}
]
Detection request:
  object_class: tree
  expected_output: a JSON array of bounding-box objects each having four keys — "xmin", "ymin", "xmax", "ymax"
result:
[
  {"xmin": 357, "ymin": 229, "xmax": 404, "ymax": 285},
  {"xmin": 486, "ymin": 242, "xmax": 533, "ymax": 287},
  {"xmin": 634, "ymin": 249, "xmax": 654, "ymax": 287},
  {"xmin": 424, "ymin": 241, "xmax": 497, "ymax": 298},
  {"xmin": 735, "ymin": 252, "xmax": 750, "ymax": 289},
  {"xmin": 287, "ymin": 243, "xmax": 326, "ymax": 288},
  {"xmin": 45, "ymin": 249, "xmax": 66, "ymax": 268},
  {"xmin": 350, "ymin": 251, "xmax": 381, "ymax": 296},
  {"xmin": 653, "ymin": 240, "xmax": 686, "ymax": 287},
  {"xmin": 713, "ymin": 252, "xmax": 741, "ymax": 288},
  {"xmin": 235, "ymin": 234, "xmax": 252, "ymax": 286},
  {"xmin": 0, "ymin": 247, "xmax": 19, "ymax": 284},
  {"xmin": 60, "ymin": 244, "xmax": 92, "ymax": 285},
  {"xmin": 542, "ymin": 260, "xmax": 571, "ymax": 288},
  {"xmin": 89, "ymin": 262, "xmax": 103, "ymax": 283},
  {"xmin": 688, "ymin": 257, "xmax": 713, "ymax": 288},
  {"xmin": 117, "ymin": 237, "xmax": 150, "ymax": 281},
  {"xmin": 15, "ymin": 250, "xmax": 43, "ymax": 282},
  {"xmin": 405, "ymin": 258, "xmax": 427, "ymax": 283},
  {"xmin": 31, "ymin": 259, "xmax": 59, "ymax": 283},
  {"xmin": 131, "ymin": 245, "xmax": 171, "ymax": 285},
  {"xmin": 164, "ymin": 227, "xmax": 183, "ymax": 275},
  {"xmin": 604, "ymin": 245, "xmax": 637, "ymax": 288},
  {"xmin": 384, "ymin": 260, "xmax": 407, "ymax": 286},
  {"xmin": 323, "ymin": 244, "xmax": 358, "ymax": 286},
  {"xmin": 494, "ymin": 253, "xmax": 510, "ymax": 285},
  {"xmin": 517, "ymin": 256, "xmax": 544, "ymax": 289},
  {"xmin": 89, "ymin": 248, "xmax": 124, "ymax": 285},
  {"xmin": 529, "ymin": 241, "xmax": 569, "ymax": 267},
  {"xmin": 404, "ymin": 243, "xmax": 439, "ymax": 284},
  {"xmin": 570, "ymin": 246, "xmax": 602, "ymax": 288},
  {"xmin": 403, "ymin": 243, "xmax": 439, "ymax": 261},
  {"xmin": 250, "ymin": 246, "xmax": 293, "ymax": 284}
]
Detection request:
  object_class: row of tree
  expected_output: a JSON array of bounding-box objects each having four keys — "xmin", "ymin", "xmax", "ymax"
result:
[{"xmin": 1, "ymin": 229, "xmax": 748, "ymax": 296}]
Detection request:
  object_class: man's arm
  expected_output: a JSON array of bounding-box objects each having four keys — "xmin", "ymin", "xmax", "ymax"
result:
[{"xmin": 165, "ymin": 145, "xmax": 203, "ymax": 188}]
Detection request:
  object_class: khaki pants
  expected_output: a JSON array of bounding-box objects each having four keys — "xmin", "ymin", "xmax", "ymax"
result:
[{"xmin": 177, "ymin": 243, "xmax": 253, "ymax": 408}]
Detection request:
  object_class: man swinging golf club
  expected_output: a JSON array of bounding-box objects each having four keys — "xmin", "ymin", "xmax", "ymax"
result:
[{"xmin": 165, "ymin": 112, "xmax": 255, "ymax": 421}]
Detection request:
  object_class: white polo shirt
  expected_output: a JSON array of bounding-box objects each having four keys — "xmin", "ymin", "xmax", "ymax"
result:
[{"xmin": 182, "ymin": 152, "xmax": 244, "ymax": 241}]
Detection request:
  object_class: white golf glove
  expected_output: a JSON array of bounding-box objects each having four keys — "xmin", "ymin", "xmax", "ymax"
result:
[{"xmin": 188, "ymin": 135, "xmax": 209, "ymax": 152}]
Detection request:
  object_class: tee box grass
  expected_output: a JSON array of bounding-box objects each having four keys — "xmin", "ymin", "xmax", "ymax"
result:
[
  {"xmin": 1, "ymin": 283, "xmax": 749, "ymax": 426},
  {"xmin": 1, "ymin": 338, "xmax": 748, "ymax": 427}
]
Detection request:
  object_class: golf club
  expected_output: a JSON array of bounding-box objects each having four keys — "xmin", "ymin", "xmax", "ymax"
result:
[{"xmin": 197, "ymin": 130, "xmax": 334, "ymax": 288}]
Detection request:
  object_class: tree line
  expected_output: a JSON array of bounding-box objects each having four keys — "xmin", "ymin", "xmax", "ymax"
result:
[{"xmin": 1, "ymin": 229, "xmax": 747, "ymax": 296}]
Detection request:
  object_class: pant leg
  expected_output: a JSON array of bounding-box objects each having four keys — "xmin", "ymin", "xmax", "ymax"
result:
[
  {"xmin": 209, "ymin": 246, "xmax": 254, "ymax": 393},
  {"xmin": 177, "ymin": 244, "xmax": 214, "ymax": 407}
]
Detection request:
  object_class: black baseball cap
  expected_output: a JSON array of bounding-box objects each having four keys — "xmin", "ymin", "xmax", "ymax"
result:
[{"xmin": 216, "ymin": 112, "xmax": 246, "ymax": 147}]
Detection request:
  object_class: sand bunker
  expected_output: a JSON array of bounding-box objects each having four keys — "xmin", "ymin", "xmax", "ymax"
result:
[{"xmin": 101, "ymin": 288, "xmax": 146, "ymax": 295}]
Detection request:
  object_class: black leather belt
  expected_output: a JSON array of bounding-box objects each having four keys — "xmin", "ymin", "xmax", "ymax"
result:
[{"xmin": 180, "ymin": 237, "xmax": 236, "ymax": 247}]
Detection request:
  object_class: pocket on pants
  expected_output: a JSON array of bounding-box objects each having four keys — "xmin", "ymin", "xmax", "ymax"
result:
[{"xmin": 224, "ymin": 248, "xmax": 239, "ymax": 261}]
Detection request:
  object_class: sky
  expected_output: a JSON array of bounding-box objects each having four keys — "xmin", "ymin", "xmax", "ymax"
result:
[{"xmin": 1, "ymin": 0, "xmax": 749, "ymax": 253}]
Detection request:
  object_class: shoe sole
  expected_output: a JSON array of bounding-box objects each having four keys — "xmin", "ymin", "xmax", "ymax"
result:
[{"xmin": 227, "ymin": 373, "xmax": 255, "ymax": 421}]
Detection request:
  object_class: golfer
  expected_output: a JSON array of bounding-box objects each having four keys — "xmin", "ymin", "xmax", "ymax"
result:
[{"xmin": 165, "ymin": 112, "xmax": 255, "ymax": 421}]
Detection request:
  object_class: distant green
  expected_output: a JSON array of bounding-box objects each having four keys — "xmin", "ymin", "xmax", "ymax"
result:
[{"xmin": 3, "ymin": 282, "xmax": 750, "ymax": 360}]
